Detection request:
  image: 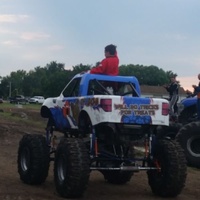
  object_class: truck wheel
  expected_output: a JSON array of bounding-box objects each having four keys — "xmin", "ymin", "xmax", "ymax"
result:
[
  {"xmin": 54, "ymin": 138, "xmax": 90, "ymax": 198},
  {"xmin": 176, "ymin": 121, "xmax": 200, "ymax": 168},
  {"xmin": 17, "ymin": 134, "xmax": 50, "ymax": 184},
  {"xmin": 147, "ymin": 139, "xmax": 187, "ymax": 197},
  {"xmin": 156, "ymin": 122, "xmax": 181, "ymax": 139},
  {"xmin": 102, "ymin": 170, "xmax": 133, "ymax": 184},
  {"xmin": 178, "ymin": 106, "xmax": 197, "ymax": 124}
]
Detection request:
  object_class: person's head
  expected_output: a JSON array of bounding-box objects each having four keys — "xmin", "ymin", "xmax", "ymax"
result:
[
  {"xmin": 198, "ymin": 73, "xmax": 200, "ymax": 80},
  {"xmin": 104, "ymin": 44, "xmax": 117, "ymax": 57},
  {"xmin": 170, "ymin": 75, "xmax": 177, "ymax": 83}
]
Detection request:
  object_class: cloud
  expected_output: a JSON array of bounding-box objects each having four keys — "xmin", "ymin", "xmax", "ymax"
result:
[
  {"xmin": 2, "ymin": 40, "xmax": 19, "ymax": 46},
  {"xmin": 20, "ymin": 32, "xmax": 50, "ymax": 40},
  {"xmin": 0, "ymin": 14, "xmax": 29, "ymax": 23},
  {"xmin": 0, "ymin": 27, "xmax": 17, "ymax": 34}
]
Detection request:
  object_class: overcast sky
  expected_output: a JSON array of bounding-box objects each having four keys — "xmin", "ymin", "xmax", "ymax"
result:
[{"xmin": 0, "ymin": 0, "xmax": 200, "ymax": 90}]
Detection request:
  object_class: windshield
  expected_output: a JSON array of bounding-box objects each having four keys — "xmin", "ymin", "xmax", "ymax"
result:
[{"xmin": 87, "ymin": 79, "xmax": 139, "ymax": 96}]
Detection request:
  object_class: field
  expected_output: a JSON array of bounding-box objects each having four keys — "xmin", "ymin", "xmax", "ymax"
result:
[{"xmin": 0, "ymin": 102, "xmax": 200, "ymax": 200}]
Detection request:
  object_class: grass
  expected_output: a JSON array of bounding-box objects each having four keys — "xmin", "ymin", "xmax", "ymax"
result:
[
  {"xmin": 0, "ymin": 102, "xmax": 46, "ymax": 128},
  {"xmin": 0, "ymin": 101, "xmax": 41, "ymax": 110}
]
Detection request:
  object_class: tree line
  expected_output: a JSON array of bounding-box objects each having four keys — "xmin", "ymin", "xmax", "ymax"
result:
[{"xmin": 0, "ymin": 61, "xmax": 177, "ymax": 98}]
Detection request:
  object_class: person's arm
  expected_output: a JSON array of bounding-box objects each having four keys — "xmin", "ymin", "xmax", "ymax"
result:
[
  {"xmin": 165, "ymin": 86, "xmax": 170, "ymax": 92},
  {"xmin": 192, "ymin": 83, "xmax": 200, "ymax": 96},
  {"xmin": 163, "ymin": 84, "xmax": 170, "ymax": 92},
  {"xmin": 90, "ymin": 59, "xmax": 107, "ymax": 74},
  {"xmin": 194, "ymin": 86, "xmax": 200, "ymax": 93}
]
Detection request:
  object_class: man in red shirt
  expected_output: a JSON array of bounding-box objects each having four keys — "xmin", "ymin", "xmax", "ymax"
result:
[{"xmin": 90, "ymin": 44, "xmax": 119, "ymax": 75}]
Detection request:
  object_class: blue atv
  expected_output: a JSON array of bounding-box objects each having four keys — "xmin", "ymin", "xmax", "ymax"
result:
[
  {"xmin": 176, "ymin": 96, "xmax": 200, "ymax": 169},
  {"xmin": 176, "ymin": 121, "xmax": 200, "ymax": 168},
  {"xmin": 178, "ymin": 96, "xmax": 197, "ymax": 124}
]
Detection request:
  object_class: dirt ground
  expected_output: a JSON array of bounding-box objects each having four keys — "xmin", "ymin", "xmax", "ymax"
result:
[{"xmin": 0, "ymin": 108, "xmax": 200, "ymax": 200}]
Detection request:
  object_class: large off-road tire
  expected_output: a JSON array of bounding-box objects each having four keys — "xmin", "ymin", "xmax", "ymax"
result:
[
  {"xmin": 176, "ymin": 121, "xmax": 200, "ymax": 168},
  {"xmin": 17, "ymin": 134, "xmax": 50, "ymax": 184},
  {"xmin": 156, "ymin": 122, "xmax": 181, "ymax": 139},
  {"xmin": 147, "ymin": 139, "xmax": 187, "ymax": 197},
  {"xmin": 54, "ymin": 138, "xmax": 90, "ymax": 198},
  {"xmin": 178, "ymin": 106, "xmax": 197, "ymax": 124},
  {"xmin": 101, "ymin": 170, "xmax": 133, "ymax": 184}
]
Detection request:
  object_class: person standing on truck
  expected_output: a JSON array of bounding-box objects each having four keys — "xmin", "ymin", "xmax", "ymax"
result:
[
  {"xmin": 192, "ymin": 73, "xmax": 200, "ymax": 120},
  {"xmin": 163, "ymin": 75, "xmax": 179, "ymax": 117},
  {"xmin": 90, "ymin": 44, "xmax": 119, "ymax": 75}
]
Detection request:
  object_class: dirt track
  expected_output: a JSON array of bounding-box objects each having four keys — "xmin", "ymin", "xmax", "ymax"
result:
[{"xmin": 0, "ymin": 110, "xmax": 200, "ymax": 200}]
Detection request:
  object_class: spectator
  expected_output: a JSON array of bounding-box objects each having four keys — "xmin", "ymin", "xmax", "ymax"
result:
[
  {"xmin": 192, "ymin": 73, "xmax": 200, "ymax": 120},
  {"xmin": 90, "ymin": 44, "xmax": 119, "ymax": 75},
  {"xmin": 185, "ymin": 90, "xmax": 193, "ymax": 98},
  {"xmin": 163, "ymin": 75, "xmax": 179, "ymax": 116}
]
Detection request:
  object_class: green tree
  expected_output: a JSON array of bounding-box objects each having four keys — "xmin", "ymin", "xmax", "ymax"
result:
[
  {"xmin": 0, "ymin": 61, "xmax": 180, "ymax": 98},
  {"xmin": 119, "ymin": 64, "xmax": 169, "ymax": 85},
  {"xmin": 72, "ymin": 64, "xmax": 91, "ymax": 75}
]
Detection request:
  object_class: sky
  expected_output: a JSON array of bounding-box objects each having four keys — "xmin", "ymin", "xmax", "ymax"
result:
[{"xmin": 0, "ymin": 0, "xmax": 200, "ymax": 91}]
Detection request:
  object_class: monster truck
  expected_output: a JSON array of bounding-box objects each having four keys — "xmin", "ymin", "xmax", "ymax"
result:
[
  {"xmin": 178, "ymin": 96, "xmax": 197, "ymax": 124},
  {"xmin": 17, "ymin": 73, "xmax": 187, "ymax": 198}
]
